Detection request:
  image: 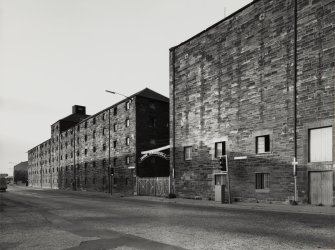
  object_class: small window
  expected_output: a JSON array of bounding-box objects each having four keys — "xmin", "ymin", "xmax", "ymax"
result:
[
  {"xmin": 85, "ymin": 122, "xmax": 87, "ymax": 128},
  {"xmin": 102, "ymin": 128, "xmax": 105, "ymax": 135},
  {"xmin": 126, "ymin": 119, "xmax": 130, "ymax": 127},
  {"xmin": 84, "ymin": 162, "xmax": 87, "ymax": 170},
  {"xmin": 85, "ymin": 135, "xmax": 87, "ymax": 142},
  {"xmin": 77, "ymin": 150, "xmax": 79, "ymax": 156},
  {"xmin": 102, "ymin": 113, "xmax": 105, "ymax": 121},
  {"xmin": 113, "ymin": 124, "xmax": 117, "ymax": 132},
  {"xmin": 102, "ymin": 159, "xmax": 106, "ymax": 167},
  {"xmin": 149, "ymin": 117, "xmax": 157, "ymax": 128},
  {"xmin": 77, "ymin": 137, "xmax": 79, "ymax": 144},
  {"xmin": 77, "ymin": 126, "xmax": 80, "ymax": 132},
  {"xmin": 184, "ymin": 146, "xmax": 192, "ymax": 161},
  {"xmin": 114, "ymin": 107, "xmax": 117, "ymax": 116},
  {"xmin": 103, "ymin": 144, "xmax": 106, "ymax": 151},
  {"xmin": 125, "ymin": 101, "xmax": 130, "ymax": 110},
  {"xmin": 114, "ymin": 158, "xmax": 117, "ymax": 166},
  {"xmin": 113, "ymin": 140, "xmax": 117, "ymax": 148},
  {"xmin": 309, "ymin": 126, "xmax": 332, "ymax": 162},
  {"xmin": 215, "ymin": 142, "xmax": 226, "ymax": 158},
  {"xmin": 65, "ymin": 154, "xmax": 68, "ymax": 159},
  {"xmin": 255, "ymin": 173, "xmax": 270, "ymax": 190},
  {"xmin": 85, "ymin": 149, "xmax": 87, "ymax": 155},
  {"xmin": 256, "ymin": 135, "xmax": 270, "ymax": 154},
  {"xmin": 93, "ymin": 146, "xmax": 96, "ymax": 153},
  {"xmin": 126, "ymin": 137, "xmax": 130, "ymax": 146},
  {"xmin": 93, "ymin": 117, "xmax": 96, "ymax": 125},
  {"xmin": 93, "ymin": 130, "xmax": 96, "ymax": 139},
  {"xmin": 126, "ymin": 156, "xmax": 130, "ymax": 165}
]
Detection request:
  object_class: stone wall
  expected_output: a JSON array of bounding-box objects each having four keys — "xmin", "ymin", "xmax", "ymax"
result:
[{"xmin": 170, "ymin": 0, "xmax": 335, "ymax": 202}]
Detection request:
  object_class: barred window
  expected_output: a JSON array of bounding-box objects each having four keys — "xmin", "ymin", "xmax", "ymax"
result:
[{"xmin": 255, "ymin": 173, "xmax": 270, "ymax": 190}]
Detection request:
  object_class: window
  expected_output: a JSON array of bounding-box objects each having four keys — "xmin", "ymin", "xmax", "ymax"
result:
[
  {"xmin": 215, "ymin": 142, "xmax": 226, "ymax": 158},
  {"xmin": 113, "ymin": 124, "xmax": 117, "ymax": 132},
  {"xmin": 93, "ymin": 117, "xmax": 96, "ymax": 125},
  {"xmin": 149, "ymin": 117, "xmax": 157, "ymax": 128},
  {"xmin": 65, "ymin": 154, "xmax": 68, "ymax": 159},
  {"xmin": 126, "ymin": 137, "xmax": 130, "ymax": 146},
  {"xmin": 255, "ymin": 173, "xmax": 270, "ymax": 190},
  {"xmin": 93, "ymin": 131, "xmax": 96, "ymax": 139},
  {"xmin": 77, "ymin": 126, "xmax": 80, "ymax": 132},
  {"xmin": 102, "ymin": 113, "xmax": 105, "ymax": 121},
  {"xmin": 184, "ymin": 146, "xmax": 192, "ymax": 161},
  {"xmin": 77, "ymin": 150, "xmax": 79, "ymax": 156},
  {"xmin": 93, "ymin": 146, "xmax": 96, "ymax": 153},
  {"xmin": 85, "ymin": 135, "xmax": 87, "ymax": 141},
  {"xmin": 103, "ymin": 144, "xmax": 106, "ymax": 151},
  {"xmin": 125, "ymin": 101, "xmax": 130, "ymax": 110},
  {"xmin": 114, "ymin": 158, "xmax": 117, "ymax": 166},
  {"xmin": 77, "ymin": 138, "xmax": 79, "ymax": 144},
  {"xmin": 126, "ymin": 119, "xmax": 130, "ymax": 127},
  {"xmin": 113, "ymin": 140, "xmax": 117, "ymax": 148},
  {"xmin": 114, "ymin": 107, "xmax": 117, "ymax": 115},
  {"xmin": 85, "ymin": 122, "xmax": 87, "ymax": 128},
  {"xmin": 85, "ymin": 149, "xmax": 87, "ymax": 155},
  {"xmin": 84, "ymin": 163, "xmax": 87, "ymax": 171},
  {"xmin": 256, "ymin": 135, "xmax": 270, "ymax": 154},
  {"xmin": 126, "ymin": 156, "xmax": 130, "ymax": 165},
  {"xmin": 309, "ymin": 127, "xmax": 332, "ymax": 162},
  {"xmin": 102, "ymin": 159, "xmax": 106, "ymax": 167},
  {"xmin": 102, "ymin": 128, "xmax": 105, "ymax": 135}
]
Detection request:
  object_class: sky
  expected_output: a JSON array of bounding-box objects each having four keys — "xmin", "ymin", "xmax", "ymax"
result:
[{"xmin": 0, "ymin": 0, "xmax": 252, "ymax": 175}]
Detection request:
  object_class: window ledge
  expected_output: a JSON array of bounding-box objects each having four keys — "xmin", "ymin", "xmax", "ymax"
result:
[
  {"xmin": 255, "ymin": 152, "xmax": 273, "ymax": 157},
  {"xmin": 255, "ymin": 189, "xmax": 270, "ymax": 193}
]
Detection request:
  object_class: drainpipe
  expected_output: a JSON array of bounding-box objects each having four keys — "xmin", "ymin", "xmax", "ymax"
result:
[
  {"xmin": 172, "ymin": 48, "xmax": 176, "ymax": 194},
  {"xmin": 108, "ymin": 109, "xmax": 112, "ymax": 195},
  {"xmin": 73, "ymin": 129, "xmax": 76, "ymax": 191},
  {"xmin": 293, "ymin": 0, "xmax": 298, "ymax": 203}
]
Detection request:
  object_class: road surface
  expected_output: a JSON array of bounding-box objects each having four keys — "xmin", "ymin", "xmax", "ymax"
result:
[{"xmin": 1, "ymin": 185, "xmax": 334, "ymax": 249}]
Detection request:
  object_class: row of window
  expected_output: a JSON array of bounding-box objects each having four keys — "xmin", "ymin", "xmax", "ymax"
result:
[
  {"xmin": 29, "ymin": 157, "xmax": 131, "ymax": 175},
  {"xmin": 184, "ymin": 127, "xmax": 332, "ymax": 162}
]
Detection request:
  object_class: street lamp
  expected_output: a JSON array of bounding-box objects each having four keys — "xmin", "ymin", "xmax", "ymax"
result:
[{"xmin": 105, "ymin": 90, "xmax": 133, "ymax": 102}]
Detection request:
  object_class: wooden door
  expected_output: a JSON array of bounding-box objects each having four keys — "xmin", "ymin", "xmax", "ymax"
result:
[{"xmin": 309, "ymin": 171, "xmax": 333, "ymax": 205}]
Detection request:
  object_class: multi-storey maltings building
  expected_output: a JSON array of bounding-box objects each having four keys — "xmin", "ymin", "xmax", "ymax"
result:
[
  {"xmin": 170, "ymin": 0, "xmax": 334, "ymax": 205},
  {"xmin": 28, "ymin": 88, "xmax": 169, "ymax": 195}
]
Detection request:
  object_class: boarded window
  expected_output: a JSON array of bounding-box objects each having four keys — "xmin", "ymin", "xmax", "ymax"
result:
[
  {"xmin": 255, "ymin": 173, "xmax": 270, "ymax": 189},
  {"xmin": 184, "ymin": 146, "xmax": 192, "ymax": 161},
  {"xmin": 309, "ymin": 127, "xmax": 332, "ymax": 162}
]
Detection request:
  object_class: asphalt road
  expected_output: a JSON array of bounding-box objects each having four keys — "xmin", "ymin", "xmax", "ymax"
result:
[{"xmin": 1, "ymin": 185, "xmax": 334, "ymax": 250}]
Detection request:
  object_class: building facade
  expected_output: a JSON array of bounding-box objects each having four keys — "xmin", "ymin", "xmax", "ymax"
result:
[
  {"xmin": 28, "ymin": 88, "xmax": 169, "ymax": 195},
  {"xmin": 170, "ymin": 0, "xmax": 335, "ymax": 204},
  {"xmin": 13, "ymin": 161, "xmax": 28, "ymax": 184}
]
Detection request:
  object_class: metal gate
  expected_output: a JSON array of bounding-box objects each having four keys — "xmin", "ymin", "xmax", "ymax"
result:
[
  {"xmin": 137, "ymin": 177, "xmax": 170, "ymax": 197},
  {"xmin": 309, "ymin": 171, "xmax": 333, "ymax": 205}
]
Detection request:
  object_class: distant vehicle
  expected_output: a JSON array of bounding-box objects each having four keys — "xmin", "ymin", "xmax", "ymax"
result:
[{"xmin": 0, "ymin": 177, "xmax": 7, "ymax": 191}]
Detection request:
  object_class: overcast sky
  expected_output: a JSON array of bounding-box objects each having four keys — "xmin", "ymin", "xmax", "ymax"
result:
[{"xmin": 0, "ymin": 0, "xmax": 251, "ymax": 175}]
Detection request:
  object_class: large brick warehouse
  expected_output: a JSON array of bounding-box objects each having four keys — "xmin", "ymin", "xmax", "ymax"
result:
[
  {"xmin": 28, "ymin": 88, "xmax": 169, "ymax": 195},
  {"xmin": 169, "ymin": 0, "xmax": 335, "ymax": 204}
]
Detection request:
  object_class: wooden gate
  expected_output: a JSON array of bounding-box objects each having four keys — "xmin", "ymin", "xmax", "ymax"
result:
[
  {"xmin": 137, "ymin": 177, "xmax": 170, "ymax": 197},
  {"xmin": 309, "ymin": 171, "xmax": 333, "ymax": 205}
]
